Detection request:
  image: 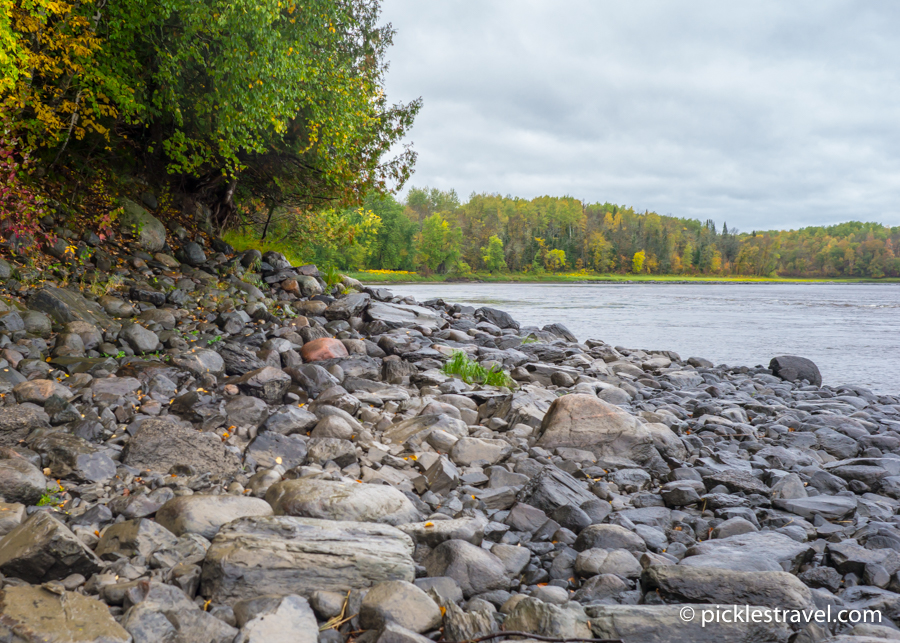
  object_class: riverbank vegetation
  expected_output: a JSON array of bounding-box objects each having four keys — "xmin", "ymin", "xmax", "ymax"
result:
[
  {"xmin": 1, "ymin": 2, "xmax": 898, "ymax": 285},
  {"xmin": 0, "ymin": 0, "xmax": 419, "ymax": 250}
]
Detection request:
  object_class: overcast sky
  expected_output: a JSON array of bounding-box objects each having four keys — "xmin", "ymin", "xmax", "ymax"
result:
[{"xmin": 378, "ymin": 1, "xmax": 900, "ymax": 231}]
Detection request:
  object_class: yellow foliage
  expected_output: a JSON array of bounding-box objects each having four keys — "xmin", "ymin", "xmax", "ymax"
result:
[{"xmin": 2, "ymin": 0, "xmax": 115, "ymax": 147}]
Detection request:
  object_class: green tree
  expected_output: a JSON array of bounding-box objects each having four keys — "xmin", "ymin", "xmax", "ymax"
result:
[
  {"xmin": 481, "ymin": 235, "xmax": 506, "ymax": 272},
  {"xmin": 367, "ymin": 194, "xmax": 417, "ymax": 270},
  {"xmin": 416, "ymin": 213, "xmax": 461, "ymax": 273}
]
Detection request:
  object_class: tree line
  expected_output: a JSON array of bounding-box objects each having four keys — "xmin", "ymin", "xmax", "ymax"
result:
[{"xmin": 310, "ymin": 187, "xmax": 900, "ymax": 279}]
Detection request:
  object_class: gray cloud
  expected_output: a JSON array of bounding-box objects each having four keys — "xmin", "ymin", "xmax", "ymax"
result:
[{"xmin": 379, "ymin": 0, "xmax": 900, "ymax": 230}]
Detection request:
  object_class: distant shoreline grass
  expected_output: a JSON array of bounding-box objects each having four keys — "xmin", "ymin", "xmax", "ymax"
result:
[{"xmin": 347, "ymin": 270, "xmax": 900, "ymax": 285}]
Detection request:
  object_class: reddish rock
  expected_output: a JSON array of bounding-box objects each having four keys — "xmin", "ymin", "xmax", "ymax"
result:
[
  {"xmin": 301, "ymin": 338, "xmax": 349, "ymax": 362},
  {"xmin": 281, "ymin": 279, "xmax": 300, "ymax": 294}
]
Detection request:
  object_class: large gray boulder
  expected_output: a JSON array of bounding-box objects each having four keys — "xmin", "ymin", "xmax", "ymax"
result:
[
  {"xmin": 119, "ymin": 198, "xmax": 167, "ymax": 252},
  {"xmin": 422, "ymin": 539, "xmax": 510, "ymax": 598},
  {"xmin": 234, "ymin": 594, "xmax": 318, "ymax": 643},
  {"xmin": 27, "ymin": 286, "xmax": 114, "ymax": 329},
  {"xmin": 585, "ymin": 604, "xmax": 792, "ymax": 643},
  {"xmin": 535, "ymin": 394, "xmax": 658, "ymax": 462},
  {"xmin": 642, "ymin": 565, "xmax": 814, "ymax": 610},
  {"xmin": 156, "ymin": 495, "xmax": 274, "ymax": 540},
  {"xmin": 122, "ymin": 581, "xmax": 237, "ymax": 643},
  {"xmin": 0, "ymin": 512, "xmax": 102, "ymax": 583},
  {"xmin": 503, "ymin": 597, "xmax": 592, "ymax": 638},
  {"xmin": 0, "ymin": 406, "xmax": 49, "ymax": 447},
  {"xmin": 366, "ymin": 301, "xmax": 446, "ymax": 331},
  {"xmin": 516, "ymin": 465, "xmax": 595, "ymax": 514},
  {"xmin": 265, "ymin": 478, "xmax": 421, "ymax": 526},
  {"xmin": 769, "ymin": 355, "xmax": 822, "ymax": 386},
  {"xmin": 0, "ymin": 458, "xmax": 46, "ymax": 505},
  {"xmin": 0, "ymin": 585, "xmax": 131, "ymax": 643},
  {"xmin": 200, "ymin": 516, "xmax": 415, "ymax": 604},
  {"xmin": 122, "ymin": 418, "xmax": 241, "ymax": 476},
  {"xmin": 358, "ymin": 580, "xmax": 442, "ymax": 633},
  {"xmin": 681, "ymin": 531, "xmax": 814, "ymax": 573}
]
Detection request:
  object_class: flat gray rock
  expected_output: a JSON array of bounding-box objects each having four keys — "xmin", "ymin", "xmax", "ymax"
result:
[
  {"xmin": 200, "ymin": 516, "xmax": 415, "ymax": 604},
  {"xmin": 265, "ymin": 478, "xmax": 421, "ymax": 525}
]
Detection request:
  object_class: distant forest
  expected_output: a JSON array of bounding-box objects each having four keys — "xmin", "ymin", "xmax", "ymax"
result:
[{"xmin": 296, "ymin": 187, "xmax": 900, "ymax": 278}]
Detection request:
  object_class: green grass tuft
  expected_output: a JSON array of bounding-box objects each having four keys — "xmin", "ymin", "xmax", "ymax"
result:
[{"xmin": 441, "ymin": 350, "xmax": 515, "ymax": 388}]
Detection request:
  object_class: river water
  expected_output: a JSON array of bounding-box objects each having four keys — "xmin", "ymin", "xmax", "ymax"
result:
[{"xmin": 386, "ymin": 283, "xmax": 900, "ymax": 394}]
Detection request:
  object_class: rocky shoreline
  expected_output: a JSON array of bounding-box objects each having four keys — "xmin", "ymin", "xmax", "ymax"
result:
[{"xmin": 0, "ymin": 220, "xmax": 897, "ymax": 642}]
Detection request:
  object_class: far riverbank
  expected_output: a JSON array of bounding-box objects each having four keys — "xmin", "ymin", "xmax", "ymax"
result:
[{"xmin": 347, "ymin": 270, "xmax": 900, "ymax": 285}]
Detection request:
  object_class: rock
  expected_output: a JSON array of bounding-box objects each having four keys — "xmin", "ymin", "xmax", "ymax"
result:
[
  {"xmin": 503, "ymin": 597, "xmax": 592, "ymax": 638},
  {"xmin": 121, "ymin": 581, "xmax": 237, "ymax": 643},
  {"xmin": 245, "ymin": 432, "xmax": 308, "ymax": 470},
  {"xmin": 0, "ymin": 585, "xmax": 130, "ymax": 643},
  {"xmin": 225, "ymin": 396, "xmax": 270, "ymax": 428},
  {"xmin": 200, "ymin": 516, "xmax": 415, "ymax": 604},
  {"xmin": 450, "ymin": 437, "xmax": 511, "ymax": 467},
  {"xmin": 173, "ymin": 348, "xmax": 225, "ymax": 378},
  {"xmin": 156, "ymin": 495, "xmax": 274, "ymax": 540},
  {"xmin": 475, "ymin": 307, "xmax": 519, "ymax": 330},
  {"xmin": 325, "ymin": 293, "xmax": 371, "ymax": 321},
  {"xmin": 25, "ymin": 430, "xmax": 117, "ymax": 482},
  {"xmin": 306, "ymin": 437, "xmax": 356, "ymax": 467},
  {"xmin": 234, "ymin": 594, "xmax": 318, "ymax": 643},
  {"xmin": 575, "ymin": 524, "xmax": 647, "ymax": 553},
  {"xmin": 265, "ymin": 478, "xmax": 420, "ymax": 525},
  {"xmin": 359, "ymin": 580, "xmax": 442, "ymax": 633},
  {"xmin": 120, "ymin": 322, "xmax": 160, "ymax": 353},
  {"xmin": 300, "ymin": 337, "xmax": 349, "ymax": 362},
  {"xmin": 0, "ymin": 512, "xmax": 102, "ymax": 582},
  {"xmin": 235, "ymin": 366, "xmax": 291, "ymax": 402},
  {"xmin": 682, "ymin": 531, "xmax": 814, "ymax": 573},
  {"xmin": 703, "ymin": 469, "xmax": 770, "ymax": 496},
  {"xmin": 95, "ymin": 518, "xmax": 178, "ymax": 560},
  {"xmin": 119, "ymin": 198, "xmax": 167, "ymax": 251},
  {"xmin": 0, "ymin": 457, "xmax": 46, "ymax": 505},
  {"xmin": 181, "ymin": 241, "xmax": 207, "ymax": 266},
  {"xmin": 13, "ymin": 379, "xmax": 73, "ymax": 404},
  {"xmin": 422, "ymin": 539, "xmax": 510, "ymax": 598},
  {"xmin": 21, "ymin": 310, "xmax": 52, "ymax": 337},
  {"xmin": 398, "ymin": 516, "xmax": 486, "ymax": 548},
  {"xmin": 585, "ymin": 604, "xmax": 792, "ymax": 643},
  {"xmin": 0, "ymin": 311, "xmax": 23, "ymax": 333},
  {"xmin": 0, "ymin": 406, "xmax": 50, "ymax": 447},
  {"xmin": 219, "ymin": 343, "xmax": 266, "ymax": 376},
  {"xmin": 122, "ymin": 418, "xmax": 240, "ymax": 476},
  {"xmin": 0, "ymin": 503, "xmax": 25, "ymax": 536},
  {"xmin": 826, "ymin": 540, "xmax": 900, "ymax": 577},
  {"xmin": 645, "ymin": 422, "xmax": 688, "ymax": 460},
  {"xmin": 516, "ymin": 466, "xmax": 595, "ymax": 514},
  {"xmin": 534, "ymin": 394, "xmax": 658, "ymax": 463},
  {"xmin": 28, "ymin": 286, "xmax": 113, "ymax": 328},
  {"xmin": 773, "ymin": 495, "xmax": 858, "ymax": 521},
  {"xmin": 769, "ymin": 355, "xmax": 822, "ymax": 386},
  {"xmin": 642, "ymin": 565, "xmax": 813, "ymax": 610},
  {"xmin": 366, "ymin": 302, "xmax": 446, "ymax": 332},
  {"xmin": 711, "ymin": 517, "xmax": 757, "ymax": 539}
]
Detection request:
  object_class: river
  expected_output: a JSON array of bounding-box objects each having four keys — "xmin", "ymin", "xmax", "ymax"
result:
[{"xmin": 385, "ymin": 282, "xmax": 900, "ymax": 394}]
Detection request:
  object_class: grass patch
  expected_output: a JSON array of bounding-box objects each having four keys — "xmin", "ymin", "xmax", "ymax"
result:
[
  {"xmin": 442, "ymin": 350, "xmax": 515, "ymax": 388},
  {"xmin": 222, "ymin": 229, "xmax": 307, "ymax": 268}
]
